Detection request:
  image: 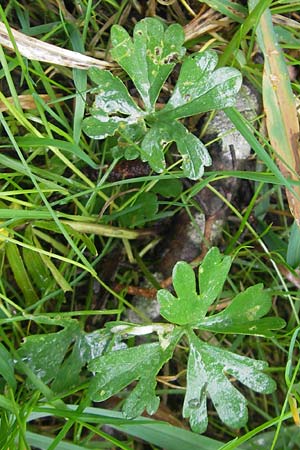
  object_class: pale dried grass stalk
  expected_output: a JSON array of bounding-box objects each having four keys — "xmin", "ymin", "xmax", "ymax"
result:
[
  {"xmin": 184, "ymin": 8, "xmax": 231, "ymax": 42},
  {"xmin": 0, "ymin": 94, "xmax": 56, "ymax": 112},
  {"xmin": 0, "ymin": 21, "xmax": 115, "ymax": 70}
]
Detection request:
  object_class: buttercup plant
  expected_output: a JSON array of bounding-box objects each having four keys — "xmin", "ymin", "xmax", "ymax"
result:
[
  {"xmin": 83, "ymin": 18, "xmax": 243, "ymax": 179},
  {"xmin": 1, "ymin": 2, "xmax": 298, "ymax": 448},
  {"xmin": 17, "ymin": 248, "xmax": 285, "ymax": 433}
]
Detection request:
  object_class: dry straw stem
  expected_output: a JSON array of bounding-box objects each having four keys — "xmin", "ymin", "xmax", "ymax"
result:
[
  {"xmin": 0, "ymin": 21, "xmax": 114, "ymax": 70},
  {"xmin": 250, "ymin": 1, "xmax": 300, "ymax": 225},
  {"xmin": 184, "ymin": 8, "xmax": 231, "ymax": 42},
  {"xmin": 0, "ymin": 8, "xmax": 231, "ymax": 72},
  {"xmin": 0, "ymin": 94, "xmax": 55, "ymax": 112}
]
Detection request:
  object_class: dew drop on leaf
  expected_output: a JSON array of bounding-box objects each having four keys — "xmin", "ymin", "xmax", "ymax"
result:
[{"xmin": 188, "ymin": 398, "xmax": 201, "ymax": 409}]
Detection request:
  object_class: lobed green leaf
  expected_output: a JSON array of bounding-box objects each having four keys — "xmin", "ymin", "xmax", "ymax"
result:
[
  {"xmin": 183, "ymin": 332, "xmax": 276, "ymax": 433},
  {"xmin": 52, "ymin": 329, "xmax": 112, "ymax": 393},
  {"xmin": 89, "ymin": 68, "xmax": 142, "ymax": 116},
  {"xmin": 17, "ymin": 321, "xmax": 80, "ymax": 385},
  {"xmin": 111, "ymin": 18, "xmax": 185, "ymax": 110},
  {"xmin": 88, "ymin": 343, "xmax": 162, "ymax": 402},
  {"xmin": 0, "ymin": 343, "xmax": 16, "ymax": 390},
  {"xmin": 141, "ymin": 120, "xmax": 211, "ymax": 179},
  {"xmin": 159, "ymin": 50, "xmax": 242, "ymax": 120},
  {"xmin": 198, "ymin": 247, "xmax": 232, "ymax": 309},
  {"xmin": 17, "ymin": 319, "xmax": 111, "ymax": 392},
  {"xmin": 88, "ymin": 330, "xmax": 181, "ymax": 417},
  {"xmin": 197, "ymin": 284, "xmax": 286, "ymax": 336},
  {"xmin": 83, "ymin": 20, "xmax": 243, "ymax": 180},
  {"xmin": 158, "ymin": 248, "xmax": 231, "ymax": 325},
  {"xmin": 83, "ymin": 111, "xmax": 127, "ymax": 139},
  {"xmin": 158, "ymin": 261, "xmax": 206, "ymax": 325}
]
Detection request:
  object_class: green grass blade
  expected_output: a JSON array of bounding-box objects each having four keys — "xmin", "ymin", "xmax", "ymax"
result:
[
  {"xmin": 219, "ymin": 0, "xmax": 273, "ymax": 65},
  {"xmin": 16, "ymin": 136, "xmax": 97, "ymax": 169},
  {"xmin": 0, "ymin": 111, "xmax": 97, "ymax": 277},
  {"xmin": 225, "ymin": 107, "xmax": 295, "ymax": 192},
  {"xmin": 5, "ymin": 242, "xmax": 39, "ymax": 306},
  {"xmin": 201, "ymin": 0, "xmax": 247, "ymax": 22},
  {"xmin": 31, "ymin": 406, "xmax": 224, "ymax": 450},
  {"xmin": 69, "ymin": 25, "xmax": 88, "ymax": 144},
  {"xmin": 287, "ymin": 221, "xmax": 300, "ymax": 268}
]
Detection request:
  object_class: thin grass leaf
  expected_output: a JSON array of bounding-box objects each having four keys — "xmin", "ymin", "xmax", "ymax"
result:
[
  {"xmin": 25, "ymin": 432, "xmax": 92, "ymax": 450},
  {"xmin": 224, "ymin": 108, "xmax": 295, "ymax": 192},
  {"xmin": 3, "ymin": 234, "xmax": 95, "ymax": 274},
  {"xmin": 287, "ymin": 221, "xmax": 300, "ymax": 268},
  {"xmin": 201, "ymin": 0, "xmax": 247, "ymax": 22},
  {"xmin": 22, "ymin": 228, "xmax": 53, "ymax": 295},
  {"xmin": 32, "ymin": 234, "xmax": 72, "ymax": 293},
  {"xmin": 219, "ymin": 0, "xmax": 273, "ymax": 66},
  {"xmin": 5, "ymin": 242, "xmax": 39, "ymax": 306},
  {"xmin": 0, "ymin": 395, "xmax": 16, "ymax": 413},
  {"xmin": 0, "ymin": 111, "xmax": 97, "ymax": 277},
  {"xmin": 69, "ymin": 25, "xmax": 88, "ymax": 144},
  {"xmin": 32, "ymin": 228, "xmax": 69, "ymax": 256},
  {"xmin": 0, "ymin": 37, "xmax": 22, "ymax": 111},
  {"xmin": 16, "ymin": 136, "xmax": 97, "ymax": 169},
  {"xmin": 30, "ymin": 58, "xmax": 70, "ymax": 127},
  {"xmin": 0, "ymin": 210, "xmax": 66, "ymax": 221},
  {"xmin": 30, "ymin": 406, "xmax": 224, "ymax": 450},
  {"xmin": 0, "ymin": 154, "xmax": 76, "ymax": 191}
]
